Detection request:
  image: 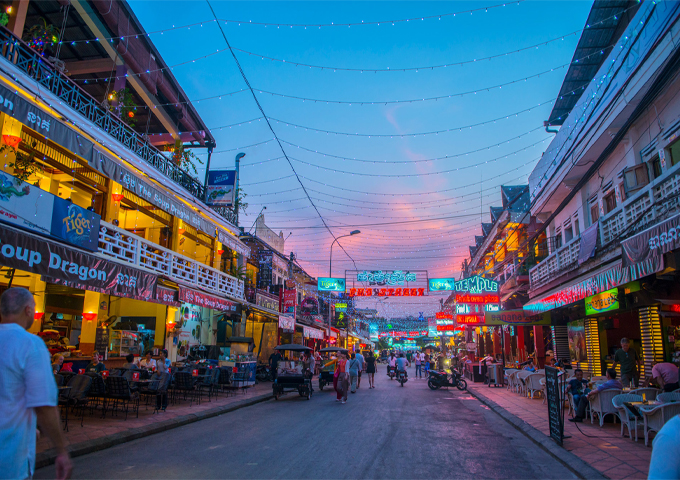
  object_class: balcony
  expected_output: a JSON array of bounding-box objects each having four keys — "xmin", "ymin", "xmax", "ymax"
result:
[
  {"xmin": 0, "ymin": 28, "xmax": 206, "ymax": 200},
  {"xmin": 98, "ymin": 221, "xmax": 244, "ymax": 300},
  {"xmin": 529, "ymin": 235, "xmax": 581, "ymax": 291}
]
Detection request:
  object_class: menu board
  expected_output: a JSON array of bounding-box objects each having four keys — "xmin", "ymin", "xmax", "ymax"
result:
[
  {"xmin": 545, "ymin": 366, "xmax": 563, "ymax": 445},
  {"xmin": 94, "ymin": 327, "xmax": 109, "ymax": 355}
]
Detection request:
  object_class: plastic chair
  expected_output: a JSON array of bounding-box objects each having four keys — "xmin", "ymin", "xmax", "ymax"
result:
[
  {"xmin": 515, "ymin": 370, "xmax": 533, "ymax": 396},
  {"xmin": 504, "ymin": 369, "xmax": 518, "ymax": 391},
  {"xmin": 630, "ymin": 388, "xmax": 661, "ymax": 401},
  {"xmin": 526, "ymin": 373, "xmax": 544, "ymax": 399},
  {"xmin": 589, "ymin": 389, "xmax": 622, "ymax": 426},
  {"xmin": 641, "ymin": 402, "xmax": 680, "ymax": 446},
  {"xmin": 612, "ymin": 394, "xmax": 643, "ymax": 440},
  {"xmin": 657, "ymin": 392, "xmax": 680, "ymax": 403}
]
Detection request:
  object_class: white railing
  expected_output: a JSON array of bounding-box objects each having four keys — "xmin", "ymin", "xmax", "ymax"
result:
[
  {"xmin": 600, "ymin": 163, "xmax": 680, "ymax": 245},
  {"xmin": 529, "ymin": 235, "xmax": 581, "ymax": 290},
  {"xmin": 98, "ymin": 221, "xmax": 244, "ymax": 300}
]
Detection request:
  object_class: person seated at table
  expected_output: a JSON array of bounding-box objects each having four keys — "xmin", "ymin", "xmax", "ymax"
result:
[
  {"xmin": 569, "ymin": 368, "xmax": 622, "ymax": 423},
  {"xmin": 146, "ymin": 360, "xmax": 170, "ymax": 411},
  {"xmin": 159, "ymin": 349, "xmax": 171, "ymax": 369},
  {"xmin": 523, "ymin": 358, "xmax": 537, "ymax": 372},
  {"xmin": 122, "ymin": 354, "xmax": 139, "ymax": 370},
  {"xmin": 646, "ymin": 361, "xmax": 680, "ymax": 392},
  {"xmin": 52, "ymin": 354, "xmax": 64, "ymax": 374},
  {"xmin": 566, "ymin": 368, "xmax": 590, "ymax": 407},
  {"xmin": 139, "ymin": 351, "xmax": 157, "ymax": 371},
  {"xmin": 548, "ymin": 358, "xmax": 557, "ymax": 367},
  {"xmin": 85, "ymin": 351, "xmax": 106, "ymax": 374}
]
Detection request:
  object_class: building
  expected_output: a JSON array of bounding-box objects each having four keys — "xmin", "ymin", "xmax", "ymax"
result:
[
  {"xmin": 524, "ymin": 0, "xmax": 680, "ymax": 376},
  {"xmin": 0, "ymin": 0, "xmax": 249, "ymax": 364}
]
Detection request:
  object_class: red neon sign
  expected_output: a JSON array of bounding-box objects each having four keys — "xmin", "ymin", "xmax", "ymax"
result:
[
  {"xmin": 457, "ymin": 314, "xmax": 485, "ymax": 325},
  {"xmin": 349, "ymin": 287, "xmax": 425, "ymax": 297},
  {"xmin": 436, "ymin": 324, "xmax": 456, "ymax": 331},
  {"xmin": 455, "ymin": 293, "xmax": 500, "ymax": 304},
  {"xmin": 435, "ymin": 311, "xmax": 454, "ymax": 319}
]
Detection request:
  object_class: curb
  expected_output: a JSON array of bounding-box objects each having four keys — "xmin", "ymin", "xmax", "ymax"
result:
[
  {"xmin": 36, "ymin": 392, "xmax": 273, "ymax": 469},
  {"xmin": 466, "ymin": 387, "xmax": 608, "ymax": 480}
]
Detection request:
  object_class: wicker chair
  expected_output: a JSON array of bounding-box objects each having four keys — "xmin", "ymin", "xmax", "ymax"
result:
[
  {"xmin": 515, "ymin": 370, "xmax": 533, "ymax": 396},
  {"xmin": 641, "ymin": 402, "xmax": 680, "ymax": 446},
  {"xmin": 612, "ymin": 394, "xmax": 643, "ymax": 440},
  {"xmin": 589, "ymin": 389, "xmax": 622, "ymax": 426},
  {"xmin": 657, "ymin": 392, "xmax": 680, "ymax": 403},
  {"xmin": 526, "ymin": 374, "xmax": 544, "ymax": 399},
  {"xmin": 504, "ymin": 369, "xmax": 519, "ymax": 392},
  {"xmin": 630, "ymin": 388, "xmax": 661, "ymax": 401}
]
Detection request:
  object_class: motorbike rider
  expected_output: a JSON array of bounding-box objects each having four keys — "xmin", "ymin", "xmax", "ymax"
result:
[
  {"xmin": 388, "ymin": 352, "xmax": 397, "ymax": 376},
  {"xmin": 396, "ymin": 353, "xmax": 409, "ymax": 377}
]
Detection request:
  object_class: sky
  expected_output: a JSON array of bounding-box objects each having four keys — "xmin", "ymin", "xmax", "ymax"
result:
[{"xmin": 129, "ymin": 0, "xmax": 593, "ymax": 318}]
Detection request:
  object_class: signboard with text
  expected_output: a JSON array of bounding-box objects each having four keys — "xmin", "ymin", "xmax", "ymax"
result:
[
  {"xmin": 206, "ymin": 170, "xmax": 237, "ymax": 206},
  {"xmin": 317, "ymin": 277, "xmax": 346, "ymax": 292},
  {"xmin": 454, "ymin": 275, "xmax": 499, "ymax": 294},
  {"xmin": 585, "ymin": 288, "xmax": 619, "ymax": 316},
  {"xmin": 428, "ymin": 278, "xmax": 456, "ymax": 291}
]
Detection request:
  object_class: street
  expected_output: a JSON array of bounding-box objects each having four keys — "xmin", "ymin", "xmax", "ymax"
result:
[{"xmin": 36, "ymin": 365, "xmax": 574, "ymax": 480}]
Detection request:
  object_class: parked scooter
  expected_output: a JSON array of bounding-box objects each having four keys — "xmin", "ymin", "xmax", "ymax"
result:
[
  {"xmin": 428, "ymin": 367, "xmax": 467, "ymax": 391},
  {"xmin": 387, "ymin": 365, "xmax": 396, "ymax": 380},
  {"xmin": 397, "ymin": 369, "xmax": 408, "ymax": 387},
  {"xmin": 256, "ymin": 364, "xmax": 272, "ymax": 382}
]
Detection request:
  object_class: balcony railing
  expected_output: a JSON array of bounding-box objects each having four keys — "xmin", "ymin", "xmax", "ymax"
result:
[
  {"xmin": 98, "ymin": 221, "xmax": 244, "ymax": 300},
  {"xmin": 0, "ymin": 27, "xmax": 205, "ymax": 200},
  {"xmin": 529, "ymin": 235, "xmax": 580, "ymax": 290},
  {"xmin": 210, "ymin": 205, "xmax": 238, "ymax": 226}
]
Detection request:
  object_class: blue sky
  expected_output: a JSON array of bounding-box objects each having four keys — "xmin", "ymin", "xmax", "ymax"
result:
[{"xmin": 130, "ymin": 1, "xmax": 593, "ymax": 317}]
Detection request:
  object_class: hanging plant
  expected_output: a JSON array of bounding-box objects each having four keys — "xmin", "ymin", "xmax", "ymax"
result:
[
  {"xmin": 0, "ymin": 144, "xmax": 40, "ymax": 184},
  {"xmin": 24, "ymin": 18, "xmax": 59, "ymax": 55},
  {"xmin": 170, "ymin": 140, "xmax": 203, "ymax": 178},
  {"xmin": 0, "ymin": 12, "xmax": 9, "ymax": 27},
  {"xmin": 106, "ymin": 88, "xmax": 138, "ymax": 127}
]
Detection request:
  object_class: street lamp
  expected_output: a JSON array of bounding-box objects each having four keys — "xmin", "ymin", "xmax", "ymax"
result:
[
  {"xmin": 327, "ymin": 230, "xmax": 360, "ymax": 338},
  {"xmin": 329, "ymin": 230, "xmax": 360, "ymax": 277}
]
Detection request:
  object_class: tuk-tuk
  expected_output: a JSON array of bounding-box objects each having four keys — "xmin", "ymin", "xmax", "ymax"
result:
[
  {"xmin": 272, "ymin": 344, "xmax": 313, "ymax": 400},
  {"xmin": 318, "ymin": 347, "xmax": 348, "ymax": 390}
]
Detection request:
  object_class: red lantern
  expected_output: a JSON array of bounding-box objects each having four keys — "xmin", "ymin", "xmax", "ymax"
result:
[
  {"xmin": 2, "ymin": 135, "xmax": 21, "ymax": 148},
  {"xmin": 111, "ymin": 193, "xmax": 124, "ymax": 202},
  {"xmin": 82, "ymin": 312, "xmax": 97, "ymax": 322},
  {"xmin": 217, "ymin": 249, "xmax": 224, "ymax": 255},
  {"xmin": 128, "ymin": 111, "xmax": 135, "ymax": 118}
]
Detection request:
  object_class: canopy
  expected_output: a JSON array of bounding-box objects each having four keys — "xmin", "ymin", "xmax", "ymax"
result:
[
  {"xmin": 320, "ymin": 347, "xmax": 349, "ymax": 353},
  {"xmin": 274, "ymin": 344, "xmax": 312, "ymax": 352}
]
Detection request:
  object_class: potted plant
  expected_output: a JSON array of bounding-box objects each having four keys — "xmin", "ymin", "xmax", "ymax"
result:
[{"xmin": 24, "ymin": 18, "xmax": 59, "ymax": 56}]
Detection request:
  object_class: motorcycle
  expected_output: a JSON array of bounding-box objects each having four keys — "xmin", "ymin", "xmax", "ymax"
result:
[
  {"xmin": 387, "ymin": 365, "xmax": 396, "ymax": 380},
  {"xmin": 428, "ymin": 367, "xmax": 467, "ymax": 391},
  {"xmin": 397, "ymin": 369, "xmax": 408, "ymax": 387},
  {"xmin": 256, "ymin": 364, "xmax": 272, "ymax": 382}
]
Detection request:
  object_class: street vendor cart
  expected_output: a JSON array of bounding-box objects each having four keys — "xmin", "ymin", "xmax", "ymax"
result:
[
  {"xmin": 318, "ymin": 347, "xmax": 348, "ymax": 391},
  {"xmin": 272, "ymin": 344, "xmax": 313, "ymax": 401}
]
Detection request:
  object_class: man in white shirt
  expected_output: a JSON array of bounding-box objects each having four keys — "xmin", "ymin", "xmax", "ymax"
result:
[{"xmin": 0, "ymin": 288, "xmax": 72, "ymax": 480}]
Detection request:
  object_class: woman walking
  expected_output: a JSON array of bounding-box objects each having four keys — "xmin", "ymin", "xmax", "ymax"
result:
[
  {"xmin": 336, "ymin": 352, "xmax": 349, "ymax": 404},
  {"xmin": 365, "ymin": 350, "xmax": 377, "ymax": 388},
  {"xmin": 348, "ymin": 353, "xmax": 360, "ymax": 393}
]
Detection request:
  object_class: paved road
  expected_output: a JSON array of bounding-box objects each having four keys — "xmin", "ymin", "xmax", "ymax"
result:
[{"xmin": 36, "ymin": 365, "xmax": 574, "ymax": 479}]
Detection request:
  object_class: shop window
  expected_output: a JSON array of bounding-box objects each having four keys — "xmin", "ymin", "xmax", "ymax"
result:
[
  {"xmin": 623, "ymin": 164, "xmax": 649, "ymax": 194},
  {"xmin": 603, "ymin": 191, "xmax": 617, "ymax": 214},
  {"xmin": 590, "ymin": 203, "xmax": 600, "ymax": 224}
]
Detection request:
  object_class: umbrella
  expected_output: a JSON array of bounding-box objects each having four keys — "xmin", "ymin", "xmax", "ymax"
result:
[
  {"xmin": 320, "ymin": 347, "xmax": 349, "ymax": 353},
  {"xmin": 274, "ymin": 344, "xmax": 312, "ymax": 352}
]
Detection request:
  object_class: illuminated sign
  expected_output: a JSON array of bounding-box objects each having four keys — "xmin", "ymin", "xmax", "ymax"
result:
[
  {"xmin": 436, "ymin": 319, "xmax": 454, "ymax": 326},
  {"xmin": 437, "ymin": 324, "xmax": 456, "ymax": 331},
  {"xmin": 317, "ymin": 277, "xmax": 346, "ymax": 292},
  {"xmin": 456, "ymin": 304, "xmax": 498, "ymax": 314},
  {"xmin": 455, "ymin": 293, "xmax": 500, "ymax": 304},
  {"xmin": 349, "ymin": 287, "xmax": 425, "ymax": 297},
  {"xmin": 484, "ymin": 310, "xmax": 550, "ymax": 326},
  {"xmin": 485, "ymin": 304, "xmax": 500, "ymax": 312},
  {"xmin": 357, "ymin": 270, "xmax": 416, "ymax": 286},
  {"xmin": 435, "ymin": 311, "xmax": 454, "ymax": 319},
  {"xmin": 457, "ymin": 314, "xmax": 485, "ymax": 325},
  {"xmin": 454, "ymin": 275, "xmax": 498, "ymax": 294},
  {"xmin": 585, "ymin": 288, "xmax": 619, "ymax": 316},
  {"xmin": 335, "ymin": 303, "xmax": 348, "ymax": 312},
  {"xmin": 429, "ymin": 278, "xmax": 456, "ymax": 291}
]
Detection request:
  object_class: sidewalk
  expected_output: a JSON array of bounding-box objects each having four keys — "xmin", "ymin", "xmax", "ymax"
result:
[
  {"xmin": 37, "ymin": 382, "xmax": 273, "ymax": 468},
  {"xmin": 467, "ymin": 383, "xmax": 652, "ymax": 479}
]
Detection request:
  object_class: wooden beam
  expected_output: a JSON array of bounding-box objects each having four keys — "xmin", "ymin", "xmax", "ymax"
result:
[{"xmin": 65, "ymin": 58, "xmax": 116, "ymax": 76}]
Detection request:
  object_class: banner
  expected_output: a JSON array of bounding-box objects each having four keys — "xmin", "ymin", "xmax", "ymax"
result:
[
  {"xmin": 278, "ymin": 315, "xmax": 294, "ymax": 330},
  {"xmin": 578, "ymin": 222, "xmax": 599, "ymax": 265},
  {"xmin": 0, "ymin": 170, "xmax": 100, "ymax": 251},
  {"xmin": 303, "ymin": 326, "xmax": 324, "ymax": 340},
  {"xmin": 282, "ymin": 289, "xmax": 296, "ymax": 315},
  {"xmin": 91, "ymin": 149, "xmax": 216, "ymax": 236},
  {"xmin": 256, "ymin": 291, "xmax": 279, "ymax": 312},
  {"xmin": 206, "ymin": 170, "xmax": 237, "ymax": 206},
  {"xmin": 178, "ymin": 286, "xmax": 237, "ymax": 311},
  {"xmin": 0, "ymin": 225, "xmax": 156, "ymax": 300},
  {"xmin": 484, "ymin": 310, "xmax": 550, "ymax": 326},
  {"xmin": 154, "ymin": 285, "xmax": 180, "ymax": 307},
  {"xmin": 622, "ymin": 213, "xmax": 680, "ymax": 268}
]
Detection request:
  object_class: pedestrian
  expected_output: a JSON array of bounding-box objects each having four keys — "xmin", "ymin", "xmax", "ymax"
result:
[
  {"xmin": 424, "ymin": 351, "xmax": 431, "ymax": 375},
  {"xmin": 612, "ymin": 338, "xmax": 641, "ymax": 388},
  {"xmin": 355, "ymin": 349, "xmax": 365, "ymax": 389},
  {"xmin": 314, "ymin": 350, "xmax": 322, "ymax": 376},
  {"xmin": 348, "ymin": 353, "xmax": 361, "ymax": 393},
  {"xmin": 414, "ymin": 350, "xmax": 422, "ymax": 379},
  {"xmin": 336, "ymin": 352, "xmax": 349, "ymax": 404},
  {"xmin": 0, "ymin": 288, "xmax": 73, "ymax": 480},
  {"xmin": 648, "ymin": 415, "xmax": 680, "ymax": 479},
  {"xmin": 365, "ymin": 350, "xmax": 377, "ymax": 389},
  {"xmin": 269, "ymin": 349, "xmax": 282, "ymax": 381}
]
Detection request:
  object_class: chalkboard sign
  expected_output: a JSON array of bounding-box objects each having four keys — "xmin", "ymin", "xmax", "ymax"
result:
[
  {"xmin": 545, "ymin": 366, "xmax": 564, "ymax": 445},
  {"xmin": 94, "ymin": 327, "xmax": 109, "ymax": 355}
]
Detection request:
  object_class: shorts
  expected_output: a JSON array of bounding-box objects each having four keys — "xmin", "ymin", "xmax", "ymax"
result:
[{"xmin": 620, "ymin": 372, "xmax": 637, "ymax": 388}]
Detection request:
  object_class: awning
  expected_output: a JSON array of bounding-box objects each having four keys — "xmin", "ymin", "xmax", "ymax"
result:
[
  {"xmin": 217, "ymin": 229, "xmax": 250, "ymax": 258},
  {"xmin": 303, "ymin": 325, "xmax": 325, "ymax": 340},
  {"xmin": 0, "ymin": 223, "xmax": 156, "ymax": 301}
]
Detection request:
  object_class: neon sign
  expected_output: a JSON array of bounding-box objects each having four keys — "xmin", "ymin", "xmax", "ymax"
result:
[
  {"xmin": 455, "ymin": 293, "xmax": 500, "ymax": 304},
  {"xmin": 457, "ymin": 314, "xmax": 485, "ymax": 325},
  {"xmin": 429, "ymin": 278, "xmax": 456, "ymax": 291},
  {"xmin": 317, "ymin": 277, "xmax": 346, "ymax": 292},
  {"xmin": 454, "ymin": 275, "xmax": 498, "ymax": 294},
  {"xmin": 585, "ymin": 288, "xmax": 619, "ymax": 316},
  {"xmin": 357, "ymin": 270, "xmax": 416, "ymax": 286},
  {"xmin": 437, "ymin": 324, "xmax": 456, "ymax": 331},
  {"xmin": 349, "ymin": 287, "xmax": 425, "ymax": 297},
  {"xmin": 435, "ymin": 311, "xmax": 454, "ymax": 319}
]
